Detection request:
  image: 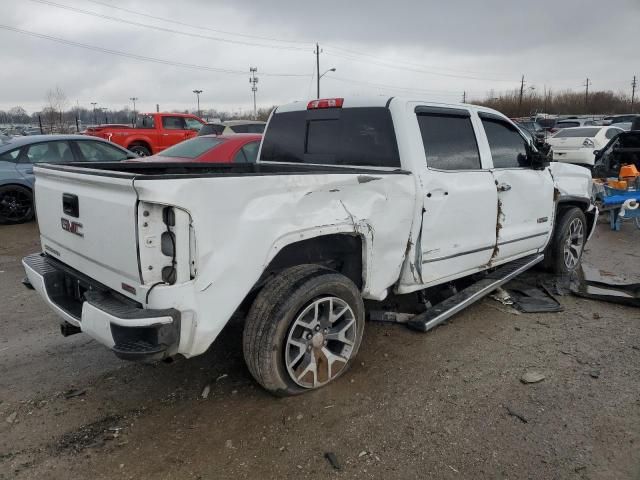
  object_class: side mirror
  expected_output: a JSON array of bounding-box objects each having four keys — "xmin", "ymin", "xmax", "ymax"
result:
[
  {"xmin": 525, "ymin": 143, "xmax": 550, "ymax": 170},
  {"xmin": 593, "ymin": 150, "xmax": 600, "ymax": 157}
]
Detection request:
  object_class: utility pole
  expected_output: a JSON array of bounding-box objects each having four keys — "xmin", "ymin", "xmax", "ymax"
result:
[
  {"xmin": 249, "ymin": 67, "xmax": 259, "ymax": 120},
  {"xmin": 584, "ymin": 78, "xmax": 591, "ymax": 110},
  {"xmin": 192, "ymin": 90, "xmax": 203, "ymax": 118},
  {"xmin": 315, "ymin": 43, "xmax": 321, "ymax": 99},
  {"xmin": 90, "ymin": 102, "xmax": 98, "ymax": 125},
  {"xmin": 518, "ymin": 75, "xmax": 525, "ymax": 115},
  {"xmin": 632, "ymin": 75, "xmax": 637, "ymax": 113},
  {"xmin": 129, "ymin": 97, "xmax": 138, "ymax": 125},
  {"xmin": 462, "ymin": 91, "xmax": 466, "ymax": 103}
]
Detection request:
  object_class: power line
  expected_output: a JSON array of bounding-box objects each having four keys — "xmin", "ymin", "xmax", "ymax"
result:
[
  {"xmin": 84, "ymin": 0, "xmax": 308, "ymax": 46},
  {"xmin": 323, "ymin": 49, "xmax": 517, "ymax": 83},
  {"xmin": 82, "ymin": 0, "xmax": 523, "ymax": 81},
  {"xmin": 325, "ymin": 75, "xmax": 481, "ymax": 97},
  {"xmin": 0, "ymin": 24, "xmax": 312, "ymax": 77},
  {"xmin": 29, "ymin": 0, "xmax": 310, "ymax": 52},
  {"xmin": 325, "ymin": 43, "xmax": 513, "ymax": 78}
]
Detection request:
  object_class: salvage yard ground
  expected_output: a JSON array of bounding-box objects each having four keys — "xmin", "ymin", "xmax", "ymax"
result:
[{"xmin": 1, "ymin": 221, "xmax": 639, "ymax": 479}]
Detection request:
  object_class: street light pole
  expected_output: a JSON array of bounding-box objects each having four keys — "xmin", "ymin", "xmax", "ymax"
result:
[
  {"xmin": 90, "ymin": 102, "xmax": 98, "ymax": 125},
  {"xmin": 129, "ymin": 97, "xmax": 138, "ymax": 125},
  {"xmin": 318, "ymin": 68, "xmax": 336, "ymax": 99},
  {"xmin": 192, "ymin": 90, "xmax": 203, "ymax": 118},
  {"xmin": 249, "ymin": 67, "xmax": 258, "ymax": 120}
]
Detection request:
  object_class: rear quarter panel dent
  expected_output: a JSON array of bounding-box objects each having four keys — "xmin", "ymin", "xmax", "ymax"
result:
[{"xmin": 134, "ymin": 172, "xmax": 416, "ymax": 356}]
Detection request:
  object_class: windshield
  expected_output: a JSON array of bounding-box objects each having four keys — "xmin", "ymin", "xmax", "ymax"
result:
[
  {"xmin": 159, "ymin": 137, "xmax": 224, "ymax": 158},
  {"xmin": 554, "ymin": 127, "xmax": 600, "ymax": 138}
]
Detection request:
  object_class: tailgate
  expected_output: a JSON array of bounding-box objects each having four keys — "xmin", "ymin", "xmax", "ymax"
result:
[{"xmin": 34, "ymin": 165, "xmax": 141, "ymax": 293}]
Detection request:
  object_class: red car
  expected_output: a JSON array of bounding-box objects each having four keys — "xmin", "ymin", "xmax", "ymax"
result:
[{"xmin": 133, "ymin": 134, "xmax": 262, "ymax": 163}]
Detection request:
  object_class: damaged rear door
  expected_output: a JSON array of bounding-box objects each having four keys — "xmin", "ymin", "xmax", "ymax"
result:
[
  {"xmin": 479, "ymin": 113, "xmax": 554, "ymax": 261},
  {"xmin": 415, "ymin": 106, "xmax": 498, "ymax": 285}
]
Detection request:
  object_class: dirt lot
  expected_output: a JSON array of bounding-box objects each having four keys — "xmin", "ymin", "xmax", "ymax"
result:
[{"xmin": 0, "ymin": 220, "xmax": 639, "ymax": 480}]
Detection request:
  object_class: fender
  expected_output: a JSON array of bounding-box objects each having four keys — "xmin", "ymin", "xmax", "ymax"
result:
[{"xmin": 263, "ymin": 222, "xmax": 377, "ymax": 297}]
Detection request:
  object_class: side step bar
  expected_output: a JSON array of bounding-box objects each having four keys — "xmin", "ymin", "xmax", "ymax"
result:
[{"xmin": 407, "ymin": 254, "xmax": 544, "ymax": 332}]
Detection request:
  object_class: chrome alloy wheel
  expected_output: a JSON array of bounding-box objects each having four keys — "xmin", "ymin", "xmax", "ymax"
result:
[
  {"xmin": 285, "ymin": 296, "xmax": 357, "ymax": 389},
  {"xmin": 563, "ymin": 217, "xmax": 584, "ymax": 270}
]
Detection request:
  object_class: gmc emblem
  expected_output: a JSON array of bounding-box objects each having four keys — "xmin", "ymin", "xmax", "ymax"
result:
[{"xmin": 61, "ymin": 218, "xmax": 84, "ymax": 237}]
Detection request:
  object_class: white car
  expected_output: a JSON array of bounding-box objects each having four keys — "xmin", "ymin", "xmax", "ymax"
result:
[{"xmin": 548, "ymin": 126, "xmax": 624, "ymax": 167}]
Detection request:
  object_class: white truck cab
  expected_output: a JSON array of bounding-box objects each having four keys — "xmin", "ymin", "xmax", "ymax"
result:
[{"xmin": 23, "ymin": 97, "xmax": 596, "ymax": 395}]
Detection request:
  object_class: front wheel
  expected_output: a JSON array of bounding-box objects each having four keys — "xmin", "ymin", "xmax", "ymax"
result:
[
  {"xmin": 544, "ymin": 207, "xmax": 587, "ymax": 275},
  {"xmin": 243, "ymin": 265, "xmax": 365, "ymax": 396},
  {"xmin": 0, "ymin": 185, "xmax": 34, "ymax": 224}
]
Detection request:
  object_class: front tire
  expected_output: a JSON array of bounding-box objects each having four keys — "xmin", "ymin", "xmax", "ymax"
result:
[
  {"xmin": 544, "ymin": 207, "xmax": 587, "ymax": 275},
  {"xmin": 243, "ymin": 265, "xmax": 365, "ymax": 396},
  {"xmin": 0, "ymin": 185, "xmax": 34, "ymax": 224}
]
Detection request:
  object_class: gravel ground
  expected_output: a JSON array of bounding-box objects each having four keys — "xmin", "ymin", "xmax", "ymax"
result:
[{"xmin": 0, "ymin": 220, "xmax": 638, "ymax": 480}]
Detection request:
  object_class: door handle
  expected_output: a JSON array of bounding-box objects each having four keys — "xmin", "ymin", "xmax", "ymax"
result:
[
  {"xmin": 497, "ymin": 183, "xmax": 511, "ymax": 192},
  {"xmin": 25, "ymin": 169, "xmax": 34, "ymax": 174},
  {"xmin": 162, "ymin": 133, "xmax": 169, "ymax": 136}
]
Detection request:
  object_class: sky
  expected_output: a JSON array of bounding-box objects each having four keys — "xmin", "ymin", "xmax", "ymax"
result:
[{"xmin": 0, "ymin": 0, "xmax": 638, "ymax": 115}]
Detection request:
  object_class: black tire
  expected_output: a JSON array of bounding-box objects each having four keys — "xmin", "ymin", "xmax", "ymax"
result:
[
  {"xmin": 243, "ymin": 264, "xmax": 365, "ymax": 396},
  {"xmin": 0, "ymin": 185, "xmax": 34, "ymax": 224},
  {"xmin": 129, "ymin": 144, "xmax": 151, "ymax": 157},
  {"xmin": 543, "ymin": 207, "xmax": 587, "ymax": 275}
]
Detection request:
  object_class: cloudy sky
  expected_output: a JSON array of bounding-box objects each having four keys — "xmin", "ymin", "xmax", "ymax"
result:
[{"xmin": 0, "ymin": 0, "xmax": 638, "ymax": 114}]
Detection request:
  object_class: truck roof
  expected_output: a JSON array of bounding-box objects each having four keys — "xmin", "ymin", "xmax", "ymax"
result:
[{"xmin": 274, "ymin": 96, "xmax": 509, "ymax": 120}]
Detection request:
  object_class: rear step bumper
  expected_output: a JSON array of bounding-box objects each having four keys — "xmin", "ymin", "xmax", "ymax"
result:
[
  {"xmin": 407, "ymin": 254, "xmax": 544, "ymax": 332},
  {"xmin": 22, "ymin": 253, "xmax": 180, "ymax": 361}
]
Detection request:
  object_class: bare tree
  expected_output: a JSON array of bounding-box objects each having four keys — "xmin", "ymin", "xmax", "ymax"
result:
[{"xmin": 43, "ymin": 86, "xmax": 69, "ymax": 133}]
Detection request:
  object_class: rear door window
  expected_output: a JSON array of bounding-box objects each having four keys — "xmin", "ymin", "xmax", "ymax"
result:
[
  {"xmin": 23, "ymin": 141, "xmax": 74, "ymax": 163},
  {"xmin": 260, "ymin": 107, "xmax": 400, "ymax": 168},
  {"xmin": 76, "ymin": 141, "xmax": 129, "ymax": 161},
  {"xmin": 480, "ymin": 117, "xmax": 529, "ymax": 168},
  {"xmin": 416, "ymin": 110, "xmax": 480, "ymax": 170}
]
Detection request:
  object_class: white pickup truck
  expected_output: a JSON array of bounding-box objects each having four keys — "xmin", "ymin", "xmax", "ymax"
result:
[{"xmin": 23, "ymin": 97, "xmax": 597, "ymax": 395}]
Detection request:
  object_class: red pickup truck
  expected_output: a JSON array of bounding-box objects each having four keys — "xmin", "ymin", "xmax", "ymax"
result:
[{"xmin": 84, "ymin": 113, "xmax": 205, "ymax": 156}]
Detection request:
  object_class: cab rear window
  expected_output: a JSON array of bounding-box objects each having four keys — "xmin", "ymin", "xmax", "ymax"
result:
[{"xmin": 260, "ymin": 107, "xmax": 400, "ymax": 168}]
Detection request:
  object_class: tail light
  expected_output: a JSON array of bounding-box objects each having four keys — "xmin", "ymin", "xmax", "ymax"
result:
[
  {"xmin": 138, "ymin": 202, "xmax": 195, "ymax": 288},
  {"xmin": 307, "ymin": 98, "xmax": 344, "ymax": 109}
]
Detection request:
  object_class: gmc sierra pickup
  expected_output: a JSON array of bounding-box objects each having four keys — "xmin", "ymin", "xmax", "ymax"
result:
[{"xmin": 23, "ymin": 97, "xmax": 597, "ymax": 395}]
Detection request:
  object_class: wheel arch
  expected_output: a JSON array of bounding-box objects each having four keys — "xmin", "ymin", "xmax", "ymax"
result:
[
  {"xmin": 260, "ymin": 232, "xmax": 365, "ymax": 289},
  {"xmin": 556, "ymin": 195, "xmax": 596, "ymax": 238},
  {"xmin": 125, "ymin": 137, "xmax": 153, "ymax": 151}
]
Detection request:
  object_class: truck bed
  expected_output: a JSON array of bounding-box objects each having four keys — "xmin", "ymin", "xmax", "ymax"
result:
[{"xmin": 37, "ymin": 162, "xmax": 410, "ymax": 179}]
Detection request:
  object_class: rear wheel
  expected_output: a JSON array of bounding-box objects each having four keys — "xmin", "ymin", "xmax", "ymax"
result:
[
  {"xmin": 129, "ymin": 144, "xmax": 151, "ymax": 157},
  {"xmin": 0, "ymin": 185, "xmax": 34, "ymax": 224},
  {"xmin": 243, "ymin": 265, "xmax": 365, "ymax": 396},
  {"xmin": 544, "ymin": 207, "xmax": 587, "ymax": 275}
]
